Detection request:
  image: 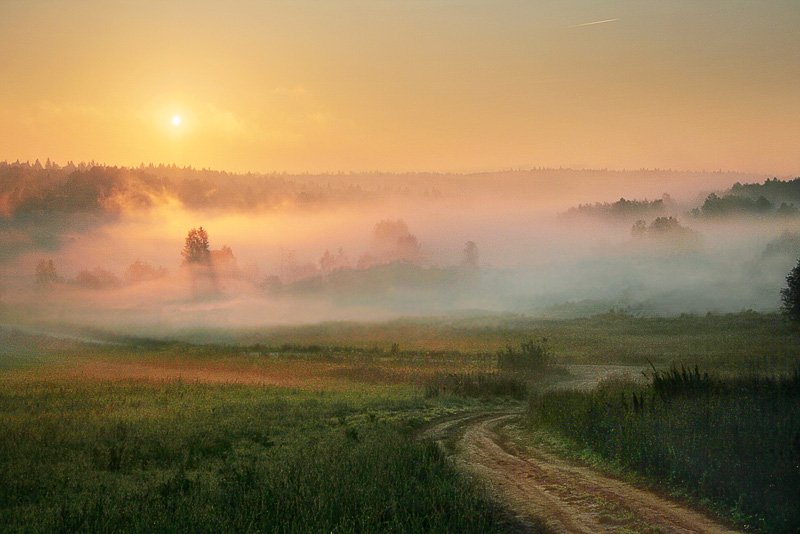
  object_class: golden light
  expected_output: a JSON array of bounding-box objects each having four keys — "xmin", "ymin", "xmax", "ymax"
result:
[{"xmin": 171, "ymin": 115, "xmax": 182, "ymax": 126}]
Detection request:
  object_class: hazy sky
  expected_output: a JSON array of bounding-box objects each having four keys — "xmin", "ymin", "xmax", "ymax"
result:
[{"xmin": 1, "ymin": 0, "xmax": 798, "ymax": 174}]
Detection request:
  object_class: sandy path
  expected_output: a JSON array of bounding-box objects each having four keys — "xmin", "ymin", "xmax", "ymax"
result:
[{"xmin": 422, "ymin": 412, "xmax": 743, "ymax": 534}]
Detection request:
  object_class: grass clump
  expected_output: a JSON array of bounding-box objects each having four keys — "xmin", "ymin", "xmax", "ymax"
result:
[{"xmin": 526, "ymin": 368, "xmax": 800, "ymax": 533}]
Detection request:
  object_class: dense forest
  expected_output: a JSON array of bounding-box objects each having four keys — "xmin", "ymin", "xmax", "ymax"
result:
[
  {"xmin": 0, "ymin": 160, "xmax": 394, "ymax": 218},
  {"xmin": 691, "ymin": 178, "xmax": 800, "ymax": 218}
]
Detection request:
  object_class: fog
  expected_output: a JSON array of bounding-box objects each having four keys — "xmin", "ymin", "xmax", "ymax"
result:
[{"xmin": 1, "ymin": 162, "xmax": 797, "ymax": 338}]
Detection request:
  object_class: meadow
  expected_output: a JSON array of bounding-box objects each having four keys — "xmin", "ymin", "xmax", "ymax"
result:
[
  {"xmin": 221, "ymin": 310, "xmax": 798, "ymax": 372},
  {"xmin": 0, "ymin": 370, "xmax": 518, "ymax": 533},
  {"xmin": 1, "ymin": 310, "xmax": 798, "ymax": 533}
]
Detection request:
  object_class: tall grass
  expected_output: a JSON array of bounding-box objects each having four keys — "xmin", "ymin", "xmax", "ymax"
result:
[
  {"xmin": 423, "ymin": 372, "xmax": 528, "ymax": 400},
  {"xmin": 496, "ymin": 338, "xmax": 552, "ymax": 372},
  {"xmin": 0, "ymin": 379, "xmax": 514, "ymax": 533},
  {"xmin": 526, "ymin": 368, "xmax": 800, "ymax": 533}
]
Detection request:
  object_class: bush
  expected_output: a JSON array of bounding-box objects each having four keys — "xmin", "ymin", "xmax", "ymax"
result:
[
  {"xmin": 423, "ymin": 372, "xmax": 528, "ymax": 399},
  {"xmin": 497, "ymin": 338, "xmax": 551, "ymax": 372}
]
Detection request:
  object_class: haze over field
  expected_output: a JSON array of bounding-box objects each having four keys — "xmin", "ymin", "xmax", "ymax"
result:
[
  {"xmin": 2, "ymin": 162, "xmax": 800, "ymax": 335},
  {"xmin": 1, "ymin": 1, "xmax": 799, "ymax": 335}
]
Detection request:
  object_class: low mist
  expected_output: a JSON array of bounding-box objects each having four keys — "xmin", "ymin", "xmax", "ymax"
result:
[{"xmin": 1, "ymin": 161, "xmax": 797, "ymax": 338}]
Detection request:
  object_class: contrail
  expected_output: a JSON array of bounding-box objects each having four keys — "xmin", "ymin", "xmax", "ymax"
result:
[{"xmin": 568, "ymin": 18, "xmax": 619, "ymax": 28}]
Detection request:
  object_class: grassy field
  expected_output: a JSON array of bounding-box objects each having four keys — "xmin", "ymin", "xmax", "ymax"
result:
[
  {"xmin": 1, "ymin": 311, "xmax": 799, "ymax": 532},
  {"xmin": 525, "ymin": 367, "xmax": 800, "ymax": 533},
  {"xmin": 0, "ymin": 374, "xmax": 520, "ymax": 533},
  {"xmin": 0, "ymin": 325, "xmax": 537, "ymax": 533},
  {"xmin": 156, "ymin": 310, "xmax": 800, "ymax": 372}
]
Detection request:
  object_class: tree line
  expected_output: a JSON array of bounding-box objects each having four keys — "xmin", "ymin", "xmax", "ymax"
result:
[{"xmin": 35, "ymin": 222, "xmax": 480, "ymax": 298}]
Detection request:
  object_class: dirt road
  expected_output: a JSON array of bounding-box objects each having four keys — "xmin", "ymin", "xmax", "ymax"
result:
[{"xmin": 422, "ymin": 412, "xmax": 744, "ymax": 534}]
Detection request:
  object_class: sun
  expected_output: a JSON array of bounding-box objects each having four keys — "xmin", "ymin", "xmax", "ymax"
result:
[{"xmin": 171, "ymin": 115, "xmax": 182, "ymax": 126}]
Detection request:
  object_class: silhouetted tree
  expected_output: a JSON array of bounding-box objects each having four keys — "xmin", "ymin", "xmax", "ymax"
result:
[
  {"xmin": 125, "ymin": 259, "xmax": 168, "ymax": 284},
  {"xmin": 361, "ymin": 219, "xmax": 421, "ymax": 266},
  {"xmin": 181, "ymin": 227, "xmax": 218, "ymax": 298},
  {"xmin": 630, "ymin": 217, "xmax": 701, "ymax": 253},
  {"xmin": 320, "ymin": 249, "xmax": 335, "ymax": 275},
  {"xmin": 396, "ymin": 234, "xmax": 421, "ymax": 263},
  {"xmin": 182, "ymin": 227, "xmax": 211, "ymax": 265},
  {"xmin": 631, "ymin": 220, "xmax": 648, "ymax": 238},
  {"xmin": 74, "ymin": 267, "xmax": 122, "ymax": 290},
  {"xmin": 648, "ymin": 216, "xmax": 683, "ymax": 234},
  {"xmin": 462, "ymin": 241, "xmax": 479, "ymax": 269},
  {"xmin": 697, "ymin": 193, "xmax": 774, "ymax": 217},
  {"xmin": 776, "ymin": 202, "xmax": 799, "ymax": 217},
  {"xmin": 35, "ymin": 259, "xmax": 58, "ymax": 285},
  {"xmin": 781, "ymin": 259, "xmax": 800, "ymax": 322},
  {"xmin": 373, "ymin": 220, "xmax": 411, "ymax": 245},
  {"xmin": 211, "ymin": 245, "xmax": 238, "ymax": 277}
]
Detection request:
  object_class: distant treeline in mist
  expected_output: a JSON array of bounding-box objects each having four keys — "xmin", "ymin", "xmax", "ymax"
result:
[
  {"xmin": 4, "ymin": 160, "xmax": 779, "ymax": 222},
  {"xmin": 4, "ymin": 159, "xmax": 799, "ymax": 321},
  {"xmin": 692, "ymin": 177, "xmax": 800, "ymax": 218},
  {"xmin": 29, "ymin": 219, "xmax": 479, "ymax": 304},
  {"xmin": 0, "ymin": 160, "xmax": 417, "ymax": 218},
  {"xmin": 562, "ymin": 197, "xmax": 669, "ymax": 221},
  {"xmin": 0, "ymin": 160, "xmax": 448, "ymax": 263},
  {"xmin": 562, "ymin": 177, "xmax": 800, "ymax": 221}
]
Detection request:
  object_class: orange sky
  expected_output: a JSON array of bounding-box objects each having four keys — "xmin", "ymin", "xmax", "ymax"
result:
[{"xmin": 1, "ymin": 1, "xmax": 798, "ymax": 175}]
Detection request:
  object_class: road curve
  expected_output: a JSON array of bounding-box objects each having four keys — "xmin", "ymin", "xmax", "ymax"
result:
[{"xmin": 422, "ymin": 412, "xmax": 744, "ymax": 534}]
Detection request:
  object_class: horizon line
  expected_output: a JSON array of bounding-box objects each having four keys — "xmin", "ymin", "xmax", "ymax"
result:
[{"xmin": 0, "ymin": 158, "xmax": 790, "ymax": 178}]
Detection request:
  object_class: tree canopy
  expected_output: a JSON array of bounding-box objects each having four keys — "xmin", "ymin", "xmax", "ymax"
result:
[{"xmin": 182, "ymin": 227, "xmax": 211, "ymax": 265}]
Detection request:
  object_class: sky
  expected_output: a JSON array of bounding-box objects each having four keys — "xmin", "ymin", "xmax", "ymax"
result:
[{"xmin": 1, "ymin": 0, "xmax": 799, "ymax": 175}]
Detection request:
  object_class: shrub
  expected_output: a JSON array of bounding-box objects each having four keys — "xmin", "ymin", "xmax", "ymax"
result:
[
  {"xmin": 423, "ymin": 372, "xmax": 528, "ymax": 399},
  {"xmin": 497, "ymin": 338, "xmax": 551, "ymax": 372}
]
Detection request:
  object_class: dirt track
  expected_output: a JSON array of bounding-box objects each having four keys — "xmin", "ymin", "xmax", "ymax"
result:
[{"xmin": 422, "ymin": 412, "xmax": 744, "ymax": 534}]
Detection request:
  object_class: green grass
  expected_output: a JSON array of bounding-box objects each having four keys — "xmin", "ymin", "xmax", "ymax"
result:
[
  {"xmin": 0, "ymin": 377, "xmax": 515, "ymax": 533},
  {"xmin": 525, "ymin": 369, "xmax": 800, "ymax": 533},
  {"xmin": 171, "ymin": 310, "xmax": 800, "ymax": 371},
  {"xmin": 8, "ymin": 310, "xmax": 800, "ymax": 372},
  {"xmin": 3, "ymin": 311, "xmax": 800, "ymax": 532}
]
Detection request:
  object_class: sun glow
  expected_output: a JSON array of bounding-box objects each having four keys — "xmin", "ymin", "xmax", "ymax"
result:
[{"xmin": 171, "ymin": 115, "xmax": 182, "ymax": 126}]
